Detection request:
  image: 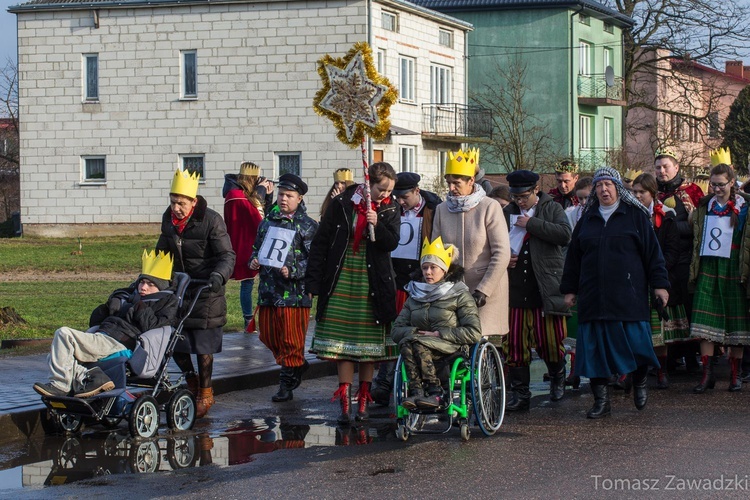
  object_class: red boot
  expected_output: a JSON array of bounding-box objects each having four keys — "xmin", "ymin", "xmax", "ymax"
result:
[
  {"xmin": 693, "ymin": 355, "xmax": 716, "ymax": 394},
  {"xmin": 729, "ymin": 357, "xmax": 742, "ymax": 392},
  {"xmin": 656, "ymin": 356, "xmax": 669, "ymax": 389},
  {"xmin": 332, "ymin": 383, "xmax": 351, "ymax": 425},
  {"xmin": 355, "ymin": 381, "xmax": 373, "ymax": 422}
]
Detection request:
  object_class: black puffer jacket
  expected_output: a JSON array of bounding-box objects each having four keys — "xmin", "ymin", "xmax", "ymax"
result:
[
  {"xmin": 89, "ymin": 283, "xmax": 179, "ymax": 350},
  {"xmin": 156, "ymin": 196, "xmax": 236, "ymax": 329},
  {"xmin": 305, "ymin": 184, "xmax": 400, "ymax": 324}
]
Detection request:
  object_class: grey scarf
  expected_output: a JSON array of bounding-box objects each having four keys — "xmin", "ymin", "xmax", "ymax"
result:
[
  {"xmin": 446, "ymin": 184, "xmax": 486, "ymax": 213},
  {"xmin": 405, "ymin": 280, "xmax": 469, "ymax": 303}
]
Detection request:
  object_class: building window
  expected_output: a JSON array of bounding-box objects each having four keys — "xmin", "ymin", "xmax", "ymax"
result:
[
  {"xmin": 438, "ymin": 150, "xmax": 448, "ymax": 177},
  {"xmin": 603, "ymin": 47, "xmax": 614, "ymax": 72},
  {"xmin": 181, "ymin": 50, "xmax": 197, "ymax": 99},
  {"xmin": 181, "ymin": 154, "xmax": 205, "ymax": 180},
  {"xmin": 430, "ymin": 64, "xmax": 452, "ymax": 104},
  {"xmin": 603, "ymin": 117, "xmax": 614, "ymax": 149},
  {"xmin": 439, "ymin": 29, "xmax": 453, "ymax": 48},
  {"xmin": 579, "ymin": 41, "xmax": 592, "ymax": 76},
  {"xmin": 377, "ymin": 49, "xmax": 386, "ymax": 76},
  {"xmin": 604, "ymin": 22, "xmax": 614, "ymax": 34},
  {"xmin": 579, "ymin": 115, "xmax": 592, "ymax": 150},
  {"xmin": 382, "ymin": 11, "xmax": 398, "ymax": 32},
  {"xmin": 400, "ymin": 145, "xmax": 416, "ymax": 173},
  {"xmin": 83, "ymin": 54, "xmax": 98, "ymax": 101},
  {"xmin": 399, "ymin": 56, "xmax": 416, "ymax": 103},
  {"xmin": 277, "ymin": 152, "xmax": 301, "ymax": 177},
  {"xmin": 82, "ymin": 156, "xmax": 106, "ymax": 182},
  {"xmin": 579, "ymin": 14, "xmax": 590, "ymax": 26},
  {"xmin": 708, "ymin": 112, "xmax": 720, "ymax": 138}
]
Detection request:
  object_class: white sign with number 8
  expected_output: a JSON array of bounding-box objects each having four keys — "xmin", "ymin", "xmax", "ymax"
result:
[{"xmin": 700, "ymin": 216, "xmax": 732, "ymax": 259}]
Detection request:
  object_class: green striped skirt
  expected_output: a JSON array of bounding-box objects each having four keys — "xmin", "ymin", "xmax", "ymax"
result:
[
  {"xmin": 650, "ymin": 304, "xmax": 690, "ymax": 347},
  {"xmin": 310, "ymin": 240, "xmax": 398, "ymax": 362}
]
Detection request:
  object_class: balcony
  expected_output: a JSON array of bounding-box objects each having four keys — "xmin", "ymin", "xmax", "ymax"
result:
[
  {"xmin": 576, "ymin": 148, "xmax": 622, "ymax": 172},
  {"xmin": 421, "ymin": 103, "xmax": 493, "ymax": 143},
  {"xmin": 577, "ymin": 74, "xmax": 626, "ymax": 106}
]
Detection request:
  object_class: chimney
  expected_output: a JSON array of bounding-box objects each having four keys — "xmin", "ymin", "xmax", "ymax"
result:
[{"xmin": 725, "ymin": 60, "xmax": 744, "ymax": 79}]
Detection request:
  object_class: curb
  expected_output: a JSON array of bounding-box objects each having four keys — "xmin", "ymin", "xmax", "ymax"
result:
[{"xmin": 0, "ymin": 358, "xmax": 336, "ymax": 446}]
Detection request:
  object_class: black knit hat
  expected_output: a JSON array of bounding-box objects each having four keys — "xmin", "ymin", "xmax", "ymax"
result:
[{"xmin": 137, "ymin": 273, "xmax": 170, "ymax": 291}]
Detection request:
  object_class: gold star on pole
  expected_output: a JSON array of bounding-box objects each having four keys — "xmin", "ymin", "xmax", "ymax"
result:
[{"xmin": 313, "ymin": 42, "xmax": 398, "ymax": 148}]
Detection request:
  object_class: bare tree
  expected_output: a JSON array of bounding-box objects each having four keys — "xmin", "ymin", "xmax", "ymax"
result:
[
  {"xmin": 470, "ymin": 58, "xmax": 560, "ymax": 173},
  {"xmin": 0, "ymin": 57, "xmax": 20, "ymax": 223}
]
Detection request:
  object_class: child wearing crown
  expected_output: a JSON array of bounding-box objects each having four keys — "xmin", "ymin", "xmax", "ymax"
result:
[
  {"xmin": 391, "ymin": 237, "xmax": 482, "ymax": 409},
  {"xmin": 33, "ymin": 251, "xmax": 179, "ymax": 399}
]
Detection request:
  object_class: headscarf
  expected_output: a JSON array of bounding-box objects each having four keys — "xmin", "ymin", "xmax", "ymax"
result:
[{"xmin": 583, "ymin": 166, "xmax": 649, "ymax": 216}]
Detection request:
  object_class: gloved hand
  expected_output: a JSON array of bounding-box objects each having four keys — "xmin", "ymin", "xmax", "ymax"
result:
[
  {"xmin": 106, "ymin": 297, "xmax": 122, "ymax": 314},
  {"xmin": 208, "ymin": 273, "xmax": 224, "ymax": 293},
  {"xmin": 472, "ymin": 290, "xmax": 487, "ymax": 308}
]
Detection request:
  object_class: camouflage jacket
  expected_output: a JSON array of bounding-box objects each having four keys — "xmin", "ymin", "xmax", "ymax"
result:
[{"xmin": 251, "ymin": 204, "xmax": 318, "ymax": 308}]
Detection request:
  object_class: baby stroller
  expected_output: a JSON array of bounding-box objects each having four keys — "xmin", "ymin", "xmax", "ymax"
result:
[
  {"xmin": 393, "ymin": 339, "xmax": 506, "ymax": 441},
  {"xmin": 41, "ymin": 272, "xmax": 208, "ymax": 439}
]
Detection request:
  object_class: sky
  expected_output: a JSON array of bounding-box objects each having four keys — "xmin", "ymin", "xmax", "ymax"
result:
[{"xmin": 0, "ymin": 0, "xmax": 17, "ymax": 66}]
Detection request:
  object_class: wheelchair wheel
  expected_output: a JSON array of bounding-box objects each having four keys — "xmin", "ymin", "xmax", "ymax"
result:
[
  {"xmin": 470, "ymin": 341, "xmax": 506, "ymax": 436},
  {"xmin": 460, "ymin": 421, "xmax": 470, "ymax": 442},
  {"xmin": 167, "ymin": 389, "xmax": 196, "ymax": 432},
  {"xmin": 57, "ymin": 413, "xmax": 84, "ymax": 434},
  {"xmin": 393, "ymin": 356, "xmax": 425, "ymax": 433},
  {"xmin": 129, "ymin": 395, "xmax": 160, "ymax": 439},
  {"xmin": 395, "ymin": 421, "xmax": 409, "ymax": 442}
]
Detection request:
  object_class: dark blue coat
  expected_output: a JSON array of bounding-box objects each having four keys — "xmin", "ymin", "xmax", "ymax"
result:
[{"xmin": 560, "ymin": 201, "xmax": 670, "ymax": 323}]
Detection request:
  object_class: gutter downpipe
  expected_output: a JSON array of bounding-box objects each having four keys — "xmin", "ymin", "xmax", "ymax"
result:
[
  {"xmin": 570, "ymin": 4, "xmax": 585, "ymax": 159},
  {"xmin": 367, "ymin": 0, "xmax": 373, "ymax": 166}
]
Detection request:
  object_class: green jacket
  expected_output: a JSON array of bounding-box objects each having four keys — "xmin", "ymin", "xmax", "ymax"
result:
[
  {"xmin": 689, "ymin": 192, "xmax": 750, "ymax": 297},
  {"xmin": 391, "ymin": 271, "xmax": 482, "ymax": 355}
]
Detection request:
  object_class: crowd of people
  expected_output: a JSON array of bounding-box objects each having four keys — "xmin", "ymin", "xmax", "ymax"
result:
[{"xmin": 33, "ymin": 145, "xmax": 750, "ymax": 424}]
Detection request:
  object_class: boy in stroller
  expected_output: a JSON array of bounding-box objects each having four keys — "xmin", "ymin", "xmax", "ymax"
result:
[
  {"xmin": 391, "ymin": 237, "xmax": 482, "ymax": 410},
  {"xmin": 33, "ymin": 250, "xmax": 178, "ymax": 399}
]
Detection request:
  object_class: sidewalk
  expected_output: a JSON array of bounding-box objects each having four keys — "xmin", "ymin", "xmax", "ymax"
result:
[{"xmin": 0, "ymin": 327, "xmax": 336, "ymax": 444}]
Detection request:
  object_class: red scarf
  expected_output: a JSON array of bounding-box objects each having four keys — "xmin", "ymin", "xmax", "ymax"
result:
[
  {"xmin": 653, "ymin": 203, "xmax": 665, "ymax": 229},
  {"xmin": 352, "ymin": 185, "xmax": 391, "ymax": 254},
  {"xmin": 171, "ymin": 206, "xmax": 195, "ymax": 235}
]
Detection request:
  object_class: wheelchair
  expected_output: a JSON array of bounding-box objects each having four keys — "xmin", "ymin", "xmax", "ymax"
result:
[
  {"xmin": 40, "ymin": 273, "xmax": 207, "ymax": 439},
  {"xmin": 393, "ymin": 339, "xmax": 506, "ymax": 442}
]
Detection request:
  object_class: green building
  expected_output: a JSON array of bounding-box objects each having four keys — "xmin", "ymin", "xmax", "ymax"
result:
[{"xmin": 412, "ymin": 0, "xmax": 634, "ymax": 173}]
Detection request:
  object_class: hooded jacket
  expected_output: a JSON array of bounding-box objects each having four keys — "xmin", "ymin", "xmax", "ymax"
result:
[
  {"xmin": 156, "ymin": 196, "xmax": 236, "ymax": 330},
  {"xmin": 391, "ymin": 267, "xmax": 482, "ymax": 354},
  {"xmin": 305, "ymin": 184, "xmax": 400, "ymax": 324}
]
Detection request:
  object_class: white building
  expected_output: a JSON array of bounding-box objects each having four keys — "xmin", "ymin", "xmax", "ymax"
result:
[{"xmin": 10, "ymin": 0, "xmax": 487, "ymax": 236}]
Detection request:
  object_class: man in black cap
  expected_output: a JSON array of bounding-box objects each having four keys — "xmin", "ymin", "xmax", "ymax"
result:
[
  {"xmin": 370, "ymin": 171, "xmax": 442, "ymax": 405},
  {"xmin": 250, "ymin": 173, "xmax": 319, "ymax": 402},
  {"xmin": 502, "ymin": 170, "xmax": 572, "ymax": 411}
]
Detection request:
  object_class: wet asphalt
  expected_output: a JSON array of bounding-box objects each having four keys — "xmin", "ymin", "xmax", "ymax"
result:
[{"xmin": 2, "ymin": 360, "xmax": 750, "ymax": 499}]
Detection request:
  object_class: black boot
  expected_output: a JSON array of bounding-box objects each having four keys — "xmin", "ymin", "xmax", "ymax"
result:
[
  {"xmin": 291, "ymin": 360, "xmax": 310, "ymax": 390},
  {"xmin": 272, "ymin": 367, "xmax": 295, "ymax": 402},
  {"xmin": 693, "ymin": 355, "xmax": 716, "ymax": 393},
  {"xmin": 546, "ymin": 360, "xmax": 566, "ymax": 402},
  {"xmin": 632, "ymin": 365, "xmax": 649, "ymax": 410},
  {"xmin": 587, "ymin": 378, "xmax": 611, "ymax": 419},
  {"xmin": 505, "ymin": 366, "xmax": 531, "ymax": 412}
]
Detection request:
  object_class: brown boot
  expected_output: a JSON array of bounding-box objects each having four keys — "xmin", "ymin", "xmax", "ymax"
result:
[
  {"xmin": 185, "ymin": 373, "xmax": 199, "ymax": 395},
  {"xmin": 196, "ymin": 387, "xmax": 215, "ymax": 419}
]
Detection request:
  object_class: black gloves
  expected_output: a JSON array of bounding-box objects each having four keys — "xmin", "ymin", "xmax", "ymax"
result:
[
  {"xmin": 472, "ymin": 290, "xmax": 487, "ymax": 308},
  {"xmin": 208, "ymin": 272, "xmax": 224, "ymax": 293}
]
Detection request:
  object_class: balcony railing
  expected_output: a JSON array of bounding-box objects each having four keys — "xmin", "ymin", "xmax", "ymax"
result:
[
  {"xmin": 576, "ymin": 148, "xmax": 622, "ymax": 172},
  {"xmin": 422, "ymin": 103, "xmax": 493, "ymax": 142},
  {"xmin": 577, "ymin": 74, "xmax": 625, "ymax": 105}
]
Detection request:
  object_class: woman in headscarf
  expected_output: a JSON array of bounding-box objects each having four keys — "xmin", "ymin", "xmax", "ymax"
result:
[{"xmin": 561, "ymin": 166, "xmax": 669, "ymax": 419}]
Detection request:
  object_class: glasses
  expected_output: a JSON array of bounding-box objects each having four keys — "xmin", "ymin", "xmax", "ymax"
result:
[
  {"xmin": 710, "ymin": 181, "xmax": 731, "ymax": 189},
  {"xmin": 511, "ymin": 193, "xmax": 533, "ymax": 202}
]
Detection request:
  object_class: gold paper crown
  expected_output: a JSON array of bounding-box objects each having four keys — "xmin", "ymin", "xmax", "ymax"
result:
[
  {"xmin": 141, "ymin": 250, "xmax": 173, "ymax": 282},
  {"xmin": 738, "ymin": 175, "xmax": 749, "ymax": 185},
  {"xmin": 622, "ymin": 168, "xmax": 643, "ymax": 182},
  {"xmin": 709, "ymin": 147, "xmax": 732, "ymax": 167},
  {"xmin": 239, "ymin": 162, "xmax": 261, "ymax": 177},
  {"xmin": 555, "ymin": 160, "xmax": 579, "ymax": 174},
  {"xmin": 695, "ymin": 167, "xmax": 710, "ymax": 179},
  {"xmin": 655, "ymin": 147, "xmax": 679, "ymax": 162},
  {"xmin": 445, "ymin": 148, "xmax": 479, "ymax": 177},
  {"xmin": 334, "ymin": 168, "xmax": 354, "ymax": 183},
  {"xmin": 695, "ymin": 179, "xmax": 710, "ymax": 195},
  {"xmin": 421, "ymin": 237, "xmax": 454, "ymax": 269},
  {"xmin": 170, "ymin": 168, "xmax": 200, "ymax": 199}
]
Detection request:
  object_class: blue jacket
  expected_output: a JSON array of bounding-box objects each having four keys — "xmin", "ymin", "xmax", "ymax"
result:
[{"xmin": 560, "ymin": 201, "xmax": 670, "ymax": 323}]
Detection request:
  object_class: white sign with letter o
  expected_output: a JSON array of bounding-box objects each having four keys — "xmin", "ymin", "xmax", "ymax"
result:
[{"xmin": 391, "ymin": 216, "xmax": 422, "ymax": 260}]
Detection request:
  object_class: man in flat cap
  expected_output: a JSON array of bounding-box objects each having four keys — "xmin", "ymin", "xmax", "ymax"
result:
[
  {"xmin": 250, "ymin": 173, "xmax": 319, "ymax": 402},
  {"xmin": 503, "ymin": 170, "xmax": 572, "ymax": 411},
  {"xmin": 371, "ymin": 171, "xmax": 442, "ymax": 405}
]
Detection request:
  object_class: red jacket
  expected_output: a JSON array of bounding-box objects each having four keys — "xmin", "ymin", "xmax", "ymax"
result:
[{"xmin": 224, "ymin": 188, "xmax": 263, "ymax": 280}]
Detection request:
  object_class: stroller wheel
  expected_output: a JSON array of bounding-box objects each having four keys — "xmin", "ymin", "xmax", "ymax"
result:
[
  {"xmin": 167, "ymin": 389, "xmax": 196, "ymax": 432},
  {"xmin": 57, "ymin": 413, "xmax": 84, "ymax": 434},
  {"xmin": 129, "ymin": 395, "xmax": 160, "ymax": 439}
]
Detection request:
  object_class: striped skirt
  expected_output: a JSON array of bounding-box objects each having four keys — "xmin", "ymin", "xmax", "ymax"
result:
[
  {"xmin": 650, "ymin": 304, "xmax": 690, "ymax": 347},
  {"xmin": 310, "ymin": 242, "xmax": 398, "ymax": 362}
]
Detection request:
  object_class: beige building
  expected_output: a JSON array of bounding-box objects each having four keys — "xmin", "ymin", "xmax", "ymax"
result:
[
  {"xmin": 626, "ymin": 48, "xmax": 750, "ymax": 172},
  {"xmin": 10, "ymin": 0, "xmax": 483, "ymax": 236}
]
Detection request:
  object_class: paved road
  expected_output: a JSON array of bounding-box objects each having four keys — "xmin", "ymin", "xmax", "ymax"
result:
[{"xmin": 3, "ymin": 363, "xmax": 749, "ymax": 499}]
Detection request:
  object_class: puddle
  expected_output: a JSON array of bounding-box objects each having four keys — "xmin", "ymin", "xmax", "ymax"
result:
[{"xmin": 0, "ymin": 418, "xmax": 397, "ymax": 490}]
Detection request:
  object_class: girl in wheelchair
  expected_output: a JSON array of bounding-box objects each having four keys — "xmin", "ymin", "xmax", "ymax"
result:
[{"xmin": 391, "ymin": 237, "xmax": 482, "ymax": 411}]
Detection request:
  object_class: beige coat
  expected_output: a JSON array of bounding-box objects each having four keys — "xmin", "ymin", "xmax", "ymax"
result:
[{"xmin": 432, "ymin": 197, "xmax": 511, "ymax": 335}]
